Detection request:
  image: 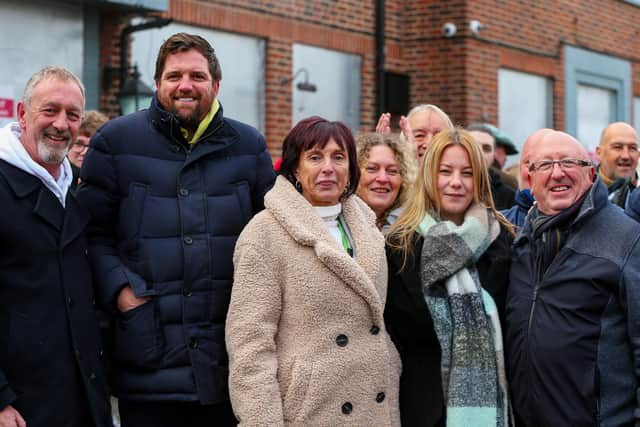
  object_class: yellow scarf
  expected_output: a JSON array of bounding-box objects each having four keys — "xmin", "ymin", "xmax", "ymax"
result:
[
  {"xmin": 180, "ymin": 99, "xmax": 220, "ymax": 145},
  {"xmin": 597, "ymin": 168, "xmax": 615, "ymax": 187}
]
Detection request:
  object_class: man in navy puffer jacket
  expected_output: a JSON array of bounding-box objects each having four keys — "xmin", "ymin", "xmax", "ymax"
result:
[
  {"xmin": 77, "ymin": 33, "xmax": 275, "ymax": 426},
  {"xmin": 506, "ymin": 130, "xmax": 640, "ymax": 426}
]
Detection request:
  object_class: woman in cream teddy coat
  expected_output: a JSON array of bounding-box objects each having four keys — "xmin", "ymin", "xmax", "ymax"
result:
[{"xmin": 225, "ymin": 117, "xmax": 401, "ymax": 427}]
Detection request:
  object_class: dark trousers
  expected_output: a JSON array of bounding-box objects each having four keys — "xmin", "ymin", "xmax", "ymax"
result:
[{"xmin": 119, "ymin": 399, "xmax": 236, "ymax": 427}]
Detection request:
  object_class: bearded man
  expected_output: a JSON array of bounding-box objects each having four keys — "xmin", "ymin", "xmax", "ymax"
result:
[
  {"xmin": 77, "ymin": 33, "xmax": 275, "ymax": 426},
  {"xmin": 0, "ymin": 66, "xmax": 111, "ymax": 427}
]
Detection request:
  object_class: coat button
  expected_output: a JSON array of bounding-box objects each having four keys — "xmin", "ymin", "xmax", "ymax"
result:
[
  {"xmin": 89, "ymin": 372, "xmax": 96, "ymax": 381},
  {"xmin": 183, "ymin": 288, "xmax": 192, "ymax": 297},
  {"xmin": 67, "ymin": 297, "xmax": 74, "ymax": 308},
  {"xmin": 370, "ymin": 325, "xmax": 380, "ymax": 335},
  {"xmin": 189, "ymin": 338, "xmax": 198, "ymax": 349},
  {"xmin": 341, "ymin": 402, "xmax": 352, "ymax": 415},
  {"xmin": 376, "ymin": 392, "xmax": 385, "ymax": 403},
  {"xmin": 183, "ymin": 236, "xmax": 193, "ymax": 245},
  {"xmin": 179, "ymin": 188, "xmax": 189, "ymax": 196},
  {"xmin": 336, "ymin": 334, "xmax": 348, "ymax": 347}
]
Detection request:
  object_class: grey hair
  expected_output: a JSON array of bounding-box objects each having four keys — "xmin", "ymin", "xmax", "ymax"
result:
[
  {"xmin": 406, "ymin": 104, "xmax": 453, "ymax": 128},
  {"xmin": 400, "ymin": 104, "xmax": 454, "ymax": 145},
  {"xmin": 22, "ymin": 66, "xmax": 85, "ymax": 108}
]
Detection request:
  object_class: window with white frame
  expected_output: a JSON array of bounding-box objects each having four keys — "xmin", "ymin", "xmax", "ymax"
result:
[
  {"xmin": 498, "ymin": 68, "xmax": 552, "ymax": 167},
  {"xmin": 131, "ymin": 23, "xmax": 265, "ymax": 132},
  {"xmin": 291, "ymin": 44, "xmax": 361, "ymax": 131}
]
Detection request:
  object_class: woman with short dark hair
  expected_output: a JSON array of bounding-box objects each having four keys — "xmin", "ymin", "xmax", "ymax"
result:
[{"xmin": 226, "ymin": 116, "xmax": 401, "ymax": 426}]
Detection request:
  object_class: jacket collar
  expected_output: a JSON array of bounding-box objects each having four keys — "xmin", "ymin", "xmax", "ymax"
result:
[
  {"xmin": 0, "ymin": 161, "xmax": 88, "ymax": 246},
  {"xmin": 149, "ymin": 94, "xmax": 226, "ymax": 146},
  {"xmin": 265, "ymin": 176, "xmax": 385, "ymax": 323},
  {"xmin": 516, "ymin": 179, "xmax": 608, "ymax": 246},
  {"xmin": 514, "ymin": 189, "xmax": 534, "ymax": 210}
]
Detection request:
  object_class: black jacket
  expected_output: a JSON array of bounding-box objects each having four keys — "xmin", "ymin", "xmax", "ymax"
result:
[
  {"xmin": 490, "ymin": 168, "xmax": 516, "ymax": 210},
  {"xmin": 0, "ymin": 161, "xmax": 111, "ymax": 426},
  {"xmin": 77, "ymin": 96, "xmax": 275, "ymax": 404},
  {"xmin": 384, "ymin": 224, "xmax": 512, "ymax": 426}
]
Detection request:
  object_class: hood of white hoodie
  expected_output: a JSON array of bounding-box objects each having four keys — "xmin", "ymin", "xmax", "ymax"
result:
[{"xmin": 0, "ymin": 122, "xmax": 72, "ymax": 206}]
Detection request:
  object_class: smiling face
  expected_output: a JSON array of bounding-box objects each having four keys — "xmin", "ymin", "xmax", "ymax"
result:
[
  {"xmin": 409, "ymin": 110, "xmax": 448, "ymax": 159},
  {"xmin": 527, "ymin": 131, "xmax": 594, "ymax": 216},
  {"xmin": 295, "ymin": 138, "xmax": 350, "ymax": 206},
  {"xmin": 68, "ymin": 133, "xmax": 90, "ymax": 168},
  {"xmin": 156, "ymin": 49, "xmax": 219, "ymax": 133},
  {"xmin": 357, "ymin": 144, "xmax": 402, "ymax": 219},
  {"xmin": 18, "ymin": 77, "xmax": 83, "ymax": 176},
  {"xmin": 437, "ymin": 145, "xmax": 474, "ymax": 225},
  {"xmin": 597, "ymin": 122, "xmax": 639, "ymax": 181}
]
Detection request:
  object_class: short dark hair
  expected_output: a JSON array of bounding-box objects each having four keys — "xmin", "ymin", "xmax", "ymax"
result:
[
  {"xmin": 279, "ymin": 116, "xmax": 360, "ymax": 199},
  {"xmin": 154, "ymin": 32, "xmax": 222, "ymax": 82}
]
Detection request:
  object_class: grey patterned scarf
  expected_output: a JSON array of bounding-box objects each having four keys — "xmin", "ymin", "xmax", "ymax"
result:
[{"xmin": 419, "ymin": 204, "xmax": 508, "ymax": 427}]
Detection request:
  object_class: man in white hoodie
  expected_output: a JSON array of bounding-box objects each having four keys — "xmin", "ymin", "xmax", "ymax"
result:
[{"xmin": 0, "ymin": 67, "xmax": 111, "ymax": 427}]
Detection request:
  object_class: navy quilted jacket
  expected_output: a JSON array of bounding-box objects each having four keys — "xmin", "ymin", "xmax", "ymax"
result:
[{"xmin": 76, "ymin": 96, "xmax": 275, "ymax": 404}]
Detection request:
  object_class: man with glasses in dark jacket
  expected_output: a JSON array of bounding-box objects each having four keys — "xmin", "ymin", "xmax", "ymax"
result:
[
  {"xmin": 506, "ymin": 130, "xmax": 640, "ymax": 426},
  {"xmin": 77, "ymin": 33, "xmax": 275, "ymax": 426}
]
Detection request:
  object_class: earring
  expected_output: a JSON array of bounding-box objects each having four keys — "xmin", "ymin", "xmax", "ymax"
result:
[
  {"xmin": 294, "ymin": 179, "xmax": 303, "ymax": 193},
  {"xmin": 342, "ymin": 180, "xmax": 350, "ymax": 196}
]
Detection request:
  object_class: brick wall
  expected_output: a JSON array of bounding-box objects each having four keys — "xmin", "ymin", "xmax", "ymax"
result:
[{"xmin": 99, "ymin": 0, "xmax": 640, "ymax": 157}]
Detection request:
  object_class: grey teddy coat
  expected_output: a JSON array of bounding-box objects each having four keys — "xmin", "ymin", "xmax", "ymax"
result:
[{"xmin": 226, "ymin": 176, "xmax": 401, "ymax": 426}]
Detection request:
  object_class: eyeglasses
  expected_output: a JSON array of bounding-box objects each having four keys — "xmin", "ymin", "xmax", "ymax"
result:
[
  {"xmin": 70, "ymin": 141, "xmax": 90, "ymax": 151},
  {"xmin": 528, "ymin": 158, "xmax": 592, "ymax": 173}
]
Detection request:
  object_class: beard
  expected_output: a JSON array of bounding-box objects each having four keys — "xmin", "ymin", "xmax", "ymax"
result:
[
  {"xmin": 170, "ymin": 102, "xmax": 203, "ymax": 131},
  {"xmin": 37, "ymin": 127, "xmax": 72, "ymax": 165}
]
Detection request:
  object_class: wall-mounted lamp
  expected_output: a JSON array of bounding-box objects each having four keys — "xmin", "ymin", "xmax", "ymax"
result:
[
  {"xmin": 280, "ymin": 68, "xmax": 317, "ymax": 92},
  {"xmin": 102, "ymin": 17, "xmax": 172, "ymax": 115},
  {"xmin": 118, "ymin": 65, "xmax": 155, "ymax": 115}
]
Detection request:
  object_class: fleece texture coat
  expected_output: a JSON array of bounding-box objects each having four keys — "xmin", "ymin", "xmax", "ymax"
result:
[{"xmin": 226, "ymin": 176, "xmax": 401, "ymax": 426}]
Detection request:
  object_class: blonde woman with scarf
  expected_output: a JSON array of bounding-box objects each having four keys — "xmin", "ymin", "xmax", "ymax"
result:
[{"xmin": 385, "ymin": 128, "xmax": 514, "ymax": 427}]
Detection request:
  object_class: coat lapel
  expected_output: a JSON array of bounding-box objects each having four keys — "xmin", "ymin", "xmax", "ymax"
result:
[
  {"xmin": 265, "ymin": 177, "xmax": 384, "ymax": 322},
  {"xmin": 0, "ymin": 161, "xmax": 64, "ymax": 231},
  {"xmin": 61, "ymin": 193, "xmax": 89, "ymax": 248},
  {"xmin": 33, "ymin": 186, "xmax": 64, "ymax": 231},
  {"xmin": 0, "ymin": 161, "xmax": 86, "ymax": 245}
]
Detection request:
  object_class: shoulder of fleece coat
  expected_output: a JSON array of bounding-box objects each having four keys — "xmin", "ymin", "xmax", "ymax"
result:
[
  {"xmin": 264, "ymin": 176, "xmax": 333, "ymax": 248},
  {"xmin": 263, "ymin": 176, "xmax": 387, "ymax": 323}
]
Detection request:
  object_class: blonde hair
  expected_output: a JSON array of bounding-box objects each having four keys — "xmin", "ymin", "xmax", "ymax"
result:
[
  {"xmin": 356, "ymin": 132, "xmax": 416, "ymax": 214},
  {"xmin": 387, "ymin": 127, "xmax": 513, "ymax": 260},
  {"xmin": 79, "ymin": 110, "xmax": 109, "ymax": 136}
]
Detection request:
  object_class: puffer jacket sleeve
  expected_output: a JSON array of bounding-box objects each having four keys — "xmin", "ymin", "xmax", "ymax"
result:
[
  {"xmin": 251, "ymin": 136, "xmax": 275, "ymax": 214},
  {"xmin": 620, "ymin": 235, "xmax": 640, "ymax": 423},
  {"xmin": 77, "ymin": 130, "xmax": 149, "ymax": 309},
  {"xmin": 226, "ymin": 220, "xmax": 284, "ymax": 427}
]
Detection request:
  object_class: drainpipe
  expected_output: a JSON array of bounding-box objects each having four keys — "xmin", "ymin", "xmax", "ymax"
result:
[{"xmin": 375, "ymin": 0, "xmax": 385, "ymax": 117}]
